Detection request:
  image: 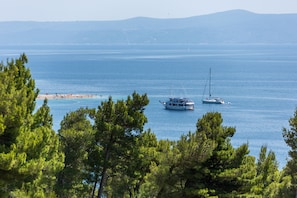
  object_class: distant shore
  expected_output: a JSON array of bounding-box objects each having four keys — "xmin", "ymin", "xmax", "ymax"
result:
[{"xmin": 37, "ymin": 93, "xmax": 98, "ymax": 100}]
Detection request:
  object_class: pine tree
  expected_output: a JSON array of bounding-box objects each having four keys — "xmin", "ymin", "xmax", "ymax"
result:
[
  {"xmin": 0, "ymin": 54, "xmax": 64, "ymax": 197},
  {"xmin": 88, "ymin": 92, "xmax": 149, "ymax": 198},
  {"xmin": 182, "ymin": 112, "xmax": 256, "ymax": 197},
  {"xmin": 141, "ymin": 112, "xmax": 257, "ymax": 197},
  {"xmin": 107, "ymin": 130, "xmax": 159, "ymax": 197},
  {"xmin": 251, "ymin": 146, "xmax": 290, "ymax": 198},
  {"xmin": 283, "ymin": 108, "xmax": 297, "ymax": 197},
  {"xmin": 56, "ymin": 108, "xmax": 95, "ymax": 197}
]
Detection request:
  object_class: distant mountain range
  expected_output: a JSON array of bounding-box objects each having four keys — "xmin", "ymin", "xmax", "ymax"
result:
[{"xmin": 1, "ymin": 10, "xmax": 297, "ymax": 44}]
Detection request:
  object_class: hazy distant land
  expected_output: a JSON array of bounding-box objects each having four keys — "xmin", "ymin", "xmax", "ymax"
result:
[{"xmin": 1, "ymin": 10, "xmax": 297, "ymax": 44}]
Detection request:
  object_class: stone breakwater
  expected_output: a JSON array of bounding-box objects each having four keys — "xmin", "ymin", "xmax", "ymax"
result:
[{"xmin": 37, "ymin": 94, "xmax": 97, "ymax": 100}]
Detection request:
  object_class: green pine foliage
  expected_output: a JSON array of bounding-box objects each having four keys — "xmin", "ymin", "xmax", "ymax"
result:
[
  {"xmin": 91, "ymin": 92, "xmax": 149, "ymax": 198},
  {"xmin": 1, "ymin": 54, "xmax": 296, "ymax": 197},
  {"xmin": 56, "ymin": 108, "xmax": 95, "ymax": 197},
  {"xmin": 283, "ymin": 108, "xmax": 297, "ymax": 197},
  {"xmin": 139, "ymin": 112, "xmax": 258, "ymax": 197},
  {"xmin": 0, "ymin": 54, "xmax": 64, "ymax": 197}
]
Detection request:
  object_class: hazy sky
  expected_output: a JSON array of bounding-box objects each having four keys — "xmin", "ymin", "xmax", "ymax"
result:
[{"xmin": 1, "ymin": 0, "xmax": 297, "ymax": 21}]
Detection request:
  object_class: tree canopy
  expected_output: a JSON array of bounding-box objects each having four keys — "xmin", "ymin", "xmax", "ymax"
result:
[
  {"xmin": 0, "ymin": 54, "xmax": 296, "ymax": 197},
  {"xmin": 0, "ymin": 54, "xmax": 64, "ymax": 197},
  {"xmin": 283, "ymin": 108, "xmax": 297, "ymax": 197}
]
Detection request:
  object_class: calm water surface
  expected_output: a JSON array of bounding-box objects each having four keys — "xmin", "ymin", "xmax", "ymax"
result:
[{"xmin": 1, "ymin": 43, "xmax": 297, "ymax": 168}]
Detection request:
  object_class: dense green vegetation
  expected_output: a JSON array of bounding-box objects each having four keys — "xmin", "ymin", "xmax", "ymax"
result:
[{"xmin": 1, "ymin": 54, "xmax": 297, "ymax": 197}]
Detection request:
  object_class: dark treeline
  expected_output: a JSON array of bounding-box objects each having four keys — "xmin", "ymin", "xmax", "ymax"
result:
[{"xmin": 1, "ymin": 54, "xmax": 297, "ymax": 197}]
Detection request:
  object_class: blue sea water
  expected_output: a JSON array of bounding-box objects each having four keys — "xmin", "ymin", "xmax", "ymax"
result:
[{"xmin": 1, "ymin": 43, "xmax": 297, "ymax": 169}]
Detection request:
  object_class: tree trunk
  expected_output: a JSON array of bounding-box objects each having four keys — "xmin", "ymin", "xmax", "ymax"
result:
[
  {"xmin": 97, "ymin": 145, "xmax": 111, "ymax": 198},
  {"xmin": 97, "ymin": 165, "xmax": 108, "ymax": 198},
  {"xmin": 91, "ymin": 176, "xmax": 98, "ymax": 198}
]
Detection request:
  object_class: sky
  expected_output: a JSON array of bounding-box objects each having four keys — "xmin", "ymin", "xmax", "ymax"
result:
[{"xmin": 1, "ymin": 0, "xmax": 297, "ymax": 21}]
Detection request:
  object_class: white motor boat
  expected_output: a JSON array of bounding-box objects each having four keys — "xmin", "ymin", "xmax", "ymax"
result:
[{"xmin": 160, "ymin": 97, "xmax": 195, "ymax": 110}]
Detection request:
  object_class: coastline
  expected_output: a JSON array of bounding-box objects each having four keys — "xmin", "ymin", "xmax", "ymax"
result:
[{"xmin": 37, "ymin": 93, "xmax": 97, "ymax": 100}]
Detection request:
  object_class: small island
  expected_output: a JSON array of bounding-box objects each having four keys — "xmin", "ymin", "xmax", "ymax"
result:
[{"xmin": 37, "ymin": 93, "xmax": 98, "ymax": 100}]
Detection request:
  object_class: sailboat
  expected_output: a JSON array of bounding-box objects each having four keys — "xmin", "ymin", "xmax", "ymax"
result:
[{"xmin": 202, "ymin": 68, "xmax": 224, "ymax": 104}]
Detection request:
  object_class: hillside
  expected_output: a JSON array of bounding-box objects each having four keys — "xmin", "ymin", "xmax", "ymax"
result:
[{"xmin": 1, "ymin": 10, "xmax": 297, "ymax": 44}]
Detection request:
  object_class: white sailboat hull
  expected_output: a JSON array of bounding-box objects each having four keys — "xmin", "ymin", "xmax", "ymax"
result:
[{"xmin": 202, "ymin": 97, "xmax": 224, "ymax": 104}]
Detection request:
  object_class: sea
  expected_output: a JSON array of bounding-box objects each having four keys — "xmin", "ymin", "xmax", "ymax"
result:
[{"xmin": 1, "ymin": 43, "xmax": 297, "ymax": 169}]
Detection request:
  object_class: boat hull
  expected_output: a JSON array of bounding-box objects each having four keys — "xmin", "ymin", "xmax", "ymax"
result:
[
  {"xmin": 165, "ymin": 103, "xmax": 194, "ymax": 110},
  {"xmin": 160, "ymin": 98, "xmax": 195, "ymax": 111},
  {"xmin": 202, "ymin": 98, "xmax": 224, "ymax": 104}
]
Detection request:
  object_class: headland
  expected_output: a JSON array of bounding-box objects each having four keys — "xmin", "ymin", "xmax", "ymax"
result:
[{"xmin": 37, "ymin": 93, "xmax": 97, "ymax": 100}]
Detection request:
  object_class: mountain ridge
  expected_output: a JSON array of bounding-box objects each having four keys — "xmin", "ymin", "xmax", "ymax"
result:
[{"xmin": 1, "ymin": 10, "xmax": 297, "ymax": 44}]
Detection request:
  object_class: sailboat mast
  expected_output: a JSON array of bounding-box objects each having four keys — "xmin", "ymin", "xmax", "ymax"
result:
[{"xmin": 209, "ymin": 68, "xmax": 212, "ymax": 98}]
